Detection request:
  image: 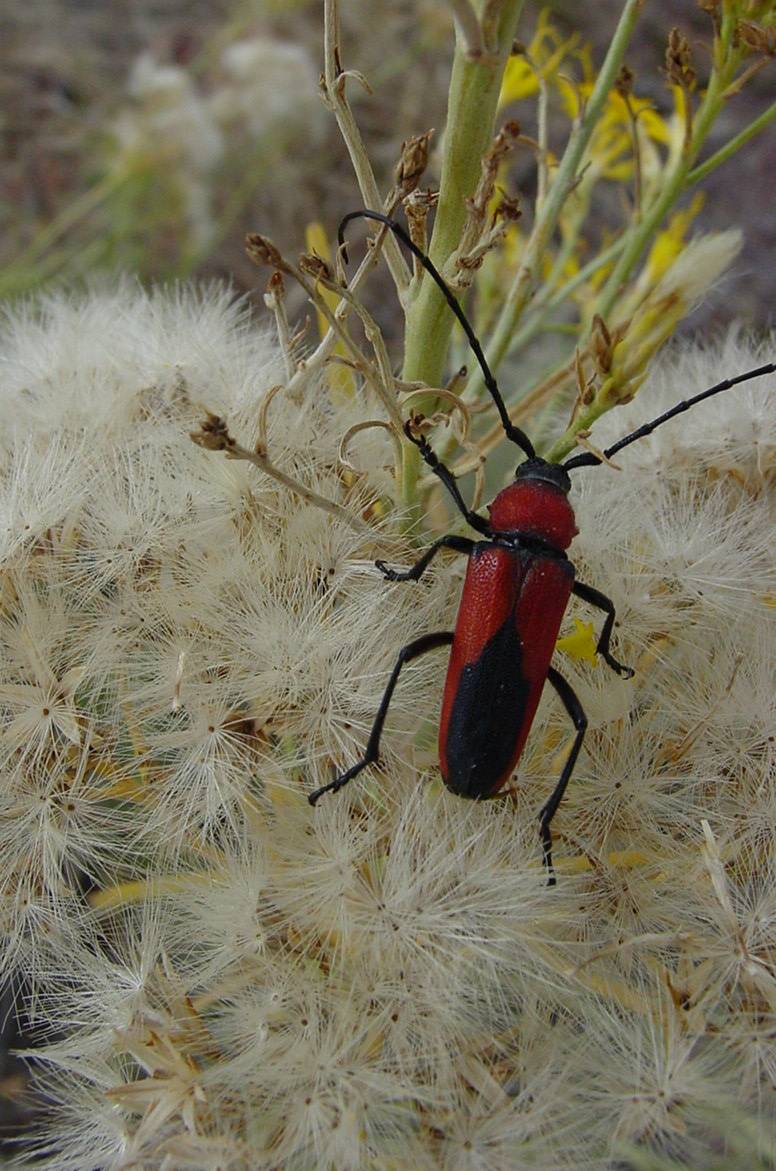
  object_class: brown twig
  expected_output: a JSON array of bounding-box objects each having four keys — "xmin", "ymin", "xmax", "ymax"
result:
[
  {"xmin": 322, "ymin": 0, "xmax": 409, "ymax": 294},
  {"xmin": 191, "ymin": 413, "xmax": 372, "ymax": 536}
]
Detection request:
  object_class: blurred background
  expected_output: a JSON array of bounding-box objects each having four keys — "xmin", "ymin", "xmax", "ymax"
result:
[{"xmin": 2, "ymin": 0, "xmax": 774, "ymax": 330}]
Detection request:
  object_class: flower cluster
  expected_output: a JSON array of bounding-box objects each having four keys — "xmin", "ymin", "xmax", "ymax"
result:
[{"xmin": 1, "ymin": 287, "xmax": 773, "ymax": 1168}]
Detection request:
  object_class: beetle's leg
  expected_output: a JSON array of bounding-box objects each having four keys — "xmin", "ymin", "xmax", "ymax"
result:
[
  {"xmin": 539, "ymin": 667, "xmax": 588, "ymax": 886},
  {"xmin": 377, "ymin": 534, "xmax": 474, "ymax": 582},
  {"xmin": 403, "ymin": 423, "xmax": 491, "ymax": 536},
  {"xmin": 572, "ymin": 580, "xmax": 635, "ymax": 679},
  {"xmin": 308, "ymin": 631, "xmax": 454, "ymax": 806}
]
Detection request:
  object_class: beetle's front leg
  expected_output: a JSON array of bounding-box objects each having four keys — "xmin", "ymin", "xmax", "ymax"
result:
[
  {"xmin": 572, "ymin": 580, "xmax": 634, "ymax": 679},
  {"xmin": 403, "ymin": 422, "xmax": 491, "ymax": 536},
  {"xmin": 376, "ymin": 534, "xmax": 474, "ymax": 583}
]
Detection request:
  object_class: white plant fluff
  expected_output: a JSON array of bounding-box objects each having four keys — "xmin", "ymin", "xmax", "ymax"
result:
[{"xmin": 0, "ymin": 287, "xmax": 774, "ymax": 1169}]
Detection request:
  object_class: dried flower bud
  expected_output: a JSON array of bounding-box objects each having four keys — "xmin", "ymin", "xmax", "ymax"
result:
[
  {"xmin": 405, "ymin": 189, "xmax": 436, "ymax": 253},
  {"xmin": 395, "ymin": 129, "xmax": 434, "ymax": 195},
  {"xmin": 495, "ymin": 192, "xmax": 521, "ymax": 223},
  {"xmin": 404, "ymin": 187, "xmax": 438, "ymax": 213},
  {"xmin": 574, "ymin": 348, "xmax": 596, "ymax": 407},
  {"xmin": 405, "ymin": 410, "xmax": 427, "ymax": 435},
  {"xmin": 665, "ymin": 28, "xmax": 697, "ymax": 90},
  {"xmin": 591, "ymin": 314, "xmax": 614, "ymax": 375},
  {"xmin": 190, "ymin": 412, "xmax": 234, "ymax": 452},
  {"xmin": 446, "ymin": 365, "xmax": 467, "ymax": 394},
  {"xmin": 458, "ymin": 120, "xmax": 522, "ymax": 256},
  {"xmin": 245, "ymin": 232, "xmax": 289, "ymax": 272},
  {"xmin": 266, "ymin": 270, "xmax": 285, "ymax": 297},
  {"xmin": 697, "ymin": 0, "xmax": 722, "ymax": 35},
  {"xmin": 298, "ymin": 252, "xmax": 334, "ymax": 282},
  {"xmin": 614, "ymin": 64, "xmax": 634, "ymax": 98},
  {"xmin": 736, "ymin": 21, "xmax": 776, "ymax": 56},
  {"xmin": 491, "ymin": 120, "xmax": 521, "ymax": 160}
]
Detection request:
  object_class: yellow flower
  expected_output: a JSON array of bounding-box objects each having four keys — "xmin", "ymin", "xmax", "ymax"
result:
[
  {"xmin": 304, "ymin": 222, "xmax": 355, "ymax": 401},
  {"xmin": 305, "ymin": 221, "xmax": 336, "ymax": 340},
  {"xmin": 499, "ymin": 11, "xmax": 587, "ymax": 106},
  {"xmin": 500, "ymin": 54, "xmax": 539, "ymax": 103},
  {"xmin": 557, "ymin": 618, "xmax": 598, "ymax": 664},
  {"xmin": 602, "ymin": 229, "xmax": 742, "ymax": 405},
  {"xmin": 641, "ymin": 193, "xmax": 705, "ymax": 286},
  {"xmin": 585, "ymin": 88, "xmax": 674, "ymax": 181}
]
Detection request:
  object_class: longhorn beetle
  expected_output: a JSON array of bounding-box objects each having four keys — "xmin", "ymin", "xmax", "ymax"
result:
[{"xmin": 307, "ymin": 209, "xmax": 775, "ymax": 882}]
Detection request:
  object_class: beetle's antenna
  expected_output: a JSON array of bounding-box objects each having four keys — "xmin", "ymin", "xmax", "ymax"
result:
[
  {"xmin": 338, "ymin": 209, "xmax": 536, "ymax": 459},
  {"xmin": 563, "ymin": 363, "xmax": 776, "ymax": 472}
]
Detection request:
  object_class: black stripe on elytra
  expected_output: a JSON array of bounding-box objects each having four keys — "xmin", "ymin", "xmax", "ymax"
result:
[{"xmin": 444, "ymin": 615, "xmax": 531, "ymax": 799}]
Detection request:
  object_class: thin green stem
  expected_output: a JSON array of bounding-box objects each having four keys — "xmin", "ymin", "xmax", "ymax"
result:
[
  {"xmin": 463, "ymin": 0, "xmax": 644, "ymax": 408},
  {"xmin": 686, "ymin": 98, "xmax": 776, "ymax": 186},
  {"xmin": 593, "ymin": 10, "xmax": 742, "ymax": 322},
  {"xmin": 543, "ymin": 24, "xmax": 752, "ymax": 466},
  {"xmin": 542, "ymin": 397, "xmax": 613, "ymax": 465},
  {"xmin": 489, "ymin": 234, "xmax": 627, "ymax": 378},
  {"xmin": 434, "ymin": 231, "xmax": 628, "ymax": 471},
  {"xmin": 497, "ymin": 233, "xmax": 628, "ymax": 362},
  {"xmin": 398, "ymin": 0, "xmax": 524, "ymax": 523},
  {"xmin": 543, "ymin": 234, "xmax": 628, "ymax": 314}
]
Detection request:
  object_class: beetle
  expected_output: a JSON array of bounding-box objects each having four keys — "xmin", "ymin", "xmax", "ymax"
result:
[{"xmin": 307, "ymin": 209, "xmax": 775, "ymax": 882}]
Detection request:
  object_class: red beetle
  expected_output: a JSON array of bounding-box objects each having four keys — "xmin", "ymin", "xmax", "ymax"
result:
[{"xmin": 308, "ymin": 211, "xmax": 775, "ymax": 882}]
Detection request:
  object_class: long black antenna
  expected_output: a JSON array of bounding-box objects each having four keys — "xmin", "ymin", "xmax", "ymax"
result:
[
  {"xmin": 338, "ymin": 209, "xmax": 536, "ymax": 460},
  {"xmin": 563, "ymin": 363, "xmax": 776, "ymax": 472}
]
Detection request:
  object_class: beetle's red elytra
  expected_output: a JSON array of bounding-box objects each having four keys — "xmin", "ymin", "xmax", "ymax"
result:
[
  {"xmin": 439, "ymin": 540, "xmax": 574, "ymax": 799},
  {"xmin": 439, "ymin": 475, "xmax": 577, "ymax": 800}
]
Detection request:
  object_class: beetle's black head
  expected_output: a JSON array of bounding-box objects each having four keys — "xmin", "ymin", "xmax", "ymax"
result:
[{"xmin": 515, "ymin": 458, "xmax": 571, "ymax": 494}]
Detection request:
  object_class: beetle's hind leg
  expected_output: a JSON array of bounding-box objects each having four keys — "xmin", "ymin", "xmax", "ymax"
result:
[
  {"xmin": 308, "ymin": 631, "xmax": 454, "ymax": 805},
  {"xmin": 572, "ymin": 580, "xmax": 634, "ymax": 679},
  {"xmin": 376, "ymin": 534, "xmax": 474, "ymax": 582},
  {"xmin": 539, "ymin": 667, "xmax": 588, "ymax": 886}
]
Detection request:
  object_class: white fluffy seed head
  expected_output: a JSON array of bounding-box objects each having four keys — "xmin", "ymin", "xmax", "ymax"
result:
[{"xmin": 1, "ymin": 291, "xmax": 773, "ymax": 1168}]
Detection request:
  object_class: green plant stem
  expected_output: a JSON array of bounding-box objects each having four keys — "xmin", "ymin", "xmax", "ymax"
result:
[
  {"xmin": 434, "ymin": 232, "xmax": 629, "ymax": 469},
  {"xmin": 592, "ymin": 7, "xmax": 741, "ymax": 323},
  {"xmin": 685, "ymin": 97, "xmax": 776, "ymax": 187},
  {"xmin": 543, "ymin": 21, "xmax": 749, "ymax": 469},
  {"xmin": 399, "ymin": 0, "xmax": 524, "ymax": 522},
  {"xmin": 462, "ymin": 0, "xmax": 644, "ymax": 409}
]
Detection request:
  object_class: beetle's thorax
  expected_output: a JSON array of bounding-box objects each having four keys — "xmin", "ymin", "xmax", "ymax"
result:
[{"xmin": 488, "ymin": 461, "xmax": 577, "ymax": 550}]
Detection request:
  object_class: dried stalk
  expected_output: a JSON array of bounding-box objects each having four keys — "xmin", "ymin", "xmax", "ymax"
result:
[
  {"xmin": 191, "ymin": 413, "xmax": 372, "ymax": 536},
  {"xmin": 322, "ymin": 0, "xmax": 409, "ymax": 295},
  {"xmin": 447, "ymin": 0, "xmax": 485, "ymax": 59}
]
